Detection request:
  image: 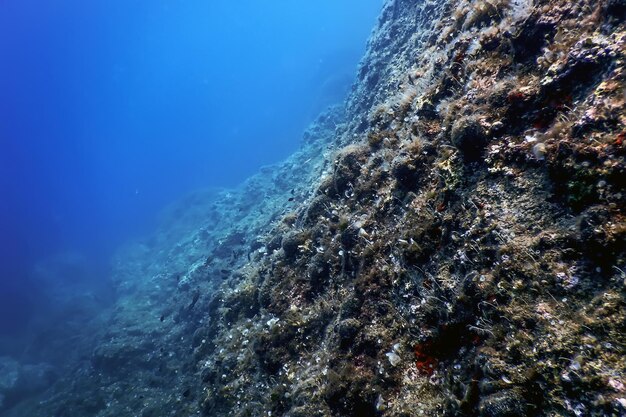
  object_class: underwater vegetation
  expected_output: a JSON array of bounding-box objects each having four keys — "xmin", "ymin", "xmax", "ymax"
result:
[{"xmin": 3, "ymin": 0, "xmax": 625, "ymax": 416}]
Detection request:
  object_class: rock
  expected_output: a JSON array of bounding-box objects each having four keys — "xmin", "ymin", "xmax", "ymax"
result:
[
  {"xmin": 0, "ymin": 357, "xmax": 19, "ymax": 408},
  {"xmin": 479, "ymin": 390, "xmax": 528, "ymax": 417},
  {"xmin": 281, "ymin": 230, "xmax": 308, "ymax": 261},
  {"xmin": 331, "ymin": 145, "xmax": 367, "ymax": 196},
  {"xmin": 335, "ymin": 318, "xmax": 361, "ymax": 348},
  {"xmin": 451, "ymin": 116, "xmax": 489, "ymax": 163},
  {"xmin": 91, "ymin": 341, "xmax": 153, "ymax": 373},
  {"xmin": 0, "ymin": 357, "xmax": 56, "ymax": 410},
  {"xmin": 391, "ymin": 153, "xmax": 425, "ymax": 190},
  {"xmin": 303, "ymin": 194, "xmax": 332, "ymax": 225}
]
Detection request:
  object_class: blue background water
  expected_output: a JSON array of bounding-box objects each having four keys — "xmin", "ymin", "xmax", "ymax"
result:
[{"xmin": 0, "ymin": 0, "xmax": 380, "ymax": 338}]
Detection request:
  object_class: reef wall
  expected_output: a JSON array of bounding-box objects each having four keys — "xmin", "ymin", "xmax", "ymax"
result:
[
  {"xmin": 6, "ymin": 0, "xmax": 625, "ymax": 416},
  {"xmin": 199, "ymin": 0, "xmax": 625, "ymax": 416}
]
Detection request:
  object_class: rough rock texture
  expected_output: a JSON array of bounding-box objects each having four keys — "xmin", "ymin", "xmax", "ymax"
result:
[
  {"xmin": 198, "ymin": 1, "xmax": 625, "ymax": 416},
  {"xmin": 6, "ymin": 1, "xmax": 626, "ymax": 416},
  {"xmin": 4, "ymin": 108, "xmax": 343, "ymax": 417},
  {"xmin": 0, "ymin": 357, "xmax": 56, "ymax": 412}
]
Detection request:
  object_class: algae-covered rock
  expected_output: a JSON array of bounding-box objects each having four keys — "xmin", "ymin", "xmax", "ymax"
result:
[
  {"xmin": 281, "ymin": 230, "xmax": 309, "ymax": 261},
  {"xmin": 450, "ymin": 115, "xmax": 489, "ymax": 163},
  {"xmin": 8, "ymin": 1, "xmax": 626, "ymax": 417},
  {"xmin": 478, "ymin": 390, "xmax": 528, "ymax": 417}
]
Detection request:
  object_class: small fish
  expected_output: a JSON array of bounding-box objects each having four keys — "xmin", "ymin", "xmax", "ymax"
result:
[
  {"xmin": 288, "ymin": 197, "xmax": 295, "ymax": 201},
  {"xmin": 188, "ymin": 289, "xmax": 200, "ymax": 310},
  {"xmin": 160, "ymin": 314, "xmax": 165, "ymax": 322}
]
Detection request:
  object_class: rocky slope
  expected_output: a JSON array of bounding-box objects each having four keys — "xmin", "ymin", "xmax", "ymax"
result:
[
  {"xmin": 3, "ymin": 108, "xmax": 344, "ymax": 417},
  {"xmin": 5, "ymin": 0, "xmax": 625, "ymax": 416},
  {"xmin": 199, "ymin": 1, "xmax": 625, "ymax": 416}
]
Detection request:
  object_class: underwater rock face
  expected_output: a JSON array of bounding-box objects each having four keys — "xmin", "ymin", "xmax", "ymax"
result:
[
  {"xmin": 0, "ymin": 357, "xmax": 56, "ymax": 411},
  {"xmin": 0, "ymin": 357, "xmax": 19, "ymax": 409},
  {"xmin": 197, "ymin": 0, "xmax": 625, "ymax": 416},
  {"xmin": 6, "ymin": 0, "xmax": 625, "ymax": 416}
]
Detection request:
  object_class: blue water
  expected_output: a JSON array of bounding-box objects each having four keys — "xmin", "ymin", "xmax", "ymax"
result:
[{"xmin": 0, "ymin": 0, "xmax": 379, "ymax": 337}]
